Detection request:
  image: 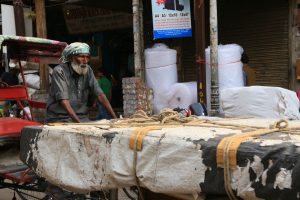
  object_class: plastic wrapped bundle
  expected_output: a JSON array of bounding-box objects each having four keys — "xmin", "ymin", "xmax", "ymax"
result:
[
  {"xmin": 163, "ymin": 82, "xmax": 197, "ymax": 110},
  {"xmin": 221, "ymin": 86, "xmax": 300, "ymax": 119},
  {"xmin": 145, "ymin": 43, "xmax": 178, "ymax": 113},
  {"xmin": 145, "ymin": 43, "xmax": 177, "ymax": 93},
  {"xmin": 206, "ymin": 44, "xmax": 244, "ymax": 111}
]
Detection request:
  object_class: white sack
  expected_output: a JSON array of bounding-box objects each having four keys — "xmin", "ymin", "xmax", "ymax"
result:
[
  {"xmin": 221, "ymin": 86, "xmax": 300, "ymax": 119},
  {"xmin": 18, "ymin": 67, "xmax": 53, "ymax": 90},
  {"xmin": 26, "ymin": 87, "xmax": 37, "ymax": 98},
  {"xmin": 19, "ymin": 73, "xmax": 40, "ymax": 90}
]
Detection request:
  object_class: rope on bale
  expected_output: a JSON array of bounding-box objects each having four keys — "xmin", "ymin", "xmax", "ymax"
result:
[
  {"xmin": 48, "ymin": 110, "xmax": 298, "ymax": 200},
  {"xmin": 217, "ymin": 119, "xmax": 288, "ymax": 200}
]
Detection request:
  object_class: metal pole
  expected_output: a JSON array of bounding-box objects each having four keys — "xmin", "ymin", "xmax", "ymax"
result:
[
  {"xmin": 209, "ymin": 0, "xmax": 219, "ymax": 116},
  {"xmin": 195, "ymin": 0, "xmax": 206, "ymax": 104},
  {"xmin": 139, "ymin": 0, "xmax": 145, "ymax": 80},
  {"xmin": 132, "ymin": 0, "xmax": 144, "ymax": 80}
]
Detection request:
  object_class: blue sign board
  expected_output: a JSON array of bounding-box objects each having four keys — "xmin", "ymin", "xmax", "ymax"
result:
[{"xmin": 151, "ymin": 0, "xmax": 192, "ymax": 39}]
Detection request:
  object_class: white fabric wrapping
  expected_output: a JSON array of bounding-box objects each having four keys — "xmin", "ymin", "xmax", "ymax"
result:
[
  {"xmin": 220, "ymin": 86, "xmax": 300, "ymax": 119},
  {"xmin": 25, "ymin": 118, "xmax": 300, "ymax": 198},
  {"xmin": 30, "ymin": 125, "xmax": 222, "ymax": 194}
]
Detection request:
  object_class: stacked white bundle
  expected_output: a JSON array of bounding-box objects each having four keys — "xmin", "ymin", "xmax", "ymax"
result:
[
  {"xmin": 221, "ymin": 86, "xmax": 300, "ymax": 119},
  {"xmin": 145, "ymin": 43, "xmax": 177, "ymax": 94},
  {"xmin": 145, "ymin": 44, "xmax": 197, "ymax": 113},
  {"xmin": 205, "ymin": 44, "xmax": 244, "ymax": 111},
  {"xmin": 145, "ymin": 43, "xmax": 178, "ymax": 113}
]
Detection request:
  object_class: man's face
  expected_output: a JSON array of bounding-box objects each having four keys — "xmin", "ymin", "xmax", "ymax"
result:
[
  {"xmin": 72, "ymin": 53, "xmax": 90, "ymax": 65},
  {"xmin": 71, "ymin": 53, "xmax": 90, "ymax": 75}
]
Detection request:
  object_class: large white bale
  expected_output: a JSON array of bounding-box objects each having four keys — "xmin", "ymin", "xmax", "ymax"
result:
[
  {"xmin": 145, "ymin": 43, "xmax": 177, "ymax": 93},
  {"xmin": 206, "ymin": 44, "xmax": 244, "ymax": 111},
  {"xmin": 221, "ymin": 86, "xmax": 300, "ymax": 119},
  {"xmin": 145, "ymin": 43, "xmax": 178, "ymax": 113},
  {"xmin": 145, "ymin": 64, "xmax": 178, "ymax": 95},
  {"xmin": 145, "ymin": 43, "xmax": 177, "ymax": 69}
]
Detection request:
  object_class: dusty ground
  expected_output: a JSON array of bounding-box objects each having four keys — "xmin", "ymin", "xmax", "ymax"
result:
[
  {"xmin": 0, "ymin": 188, "xmax": 131, "ymax": 200},
  {"xmin": 0, "ymin": 188, "xmax": 20, "ymax": 200},
  {"xmin": 0, "ymin": 188, "xmax": 47, "ymax": 200}
]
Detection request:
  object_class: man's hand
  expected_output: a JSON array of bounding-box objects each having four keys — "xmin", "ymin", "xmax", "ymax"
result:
[{"xmin": 60, "ymin": 99, "xmax": 81, "ymax": 123}]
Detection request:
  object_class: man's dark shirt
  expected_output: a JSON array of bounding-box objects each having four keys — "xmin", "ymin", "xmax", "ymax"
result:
[{"xmin": 46, "ymin": 63, "xmax": 103, "ymax": 123}]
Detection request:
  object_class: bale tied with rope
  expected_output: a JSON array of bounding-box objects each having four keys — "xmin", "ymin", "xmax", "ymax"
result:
[{"xmin": 23, "ymin": 113, "xmax": 300, "ymax": 200}]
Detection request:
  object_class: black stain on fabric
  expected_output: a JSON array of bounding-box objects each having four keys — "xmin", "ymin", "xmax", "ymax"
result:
[{"xmin": 102, "ymin": 132, "xmax": 118, "ymax": 144}]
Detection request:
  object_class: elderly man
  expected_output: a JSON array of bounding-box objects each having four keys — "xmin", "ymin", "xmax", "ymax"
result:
[{"xmin": 46, "ymin": 42, "xmax": 117, "ymax": 123}]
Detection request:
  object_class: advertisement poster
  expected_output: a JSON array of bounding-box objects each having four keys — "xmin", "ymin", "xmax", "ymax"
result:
[{"xmin": 151, "ymin": 0, "xmax": 192, "ymax": 39}]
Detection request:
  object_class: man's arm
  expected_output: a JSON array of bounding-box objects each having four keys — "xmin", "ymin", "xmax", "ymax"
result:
[
  {"xmin": 97, "ymin": 93, "xmax": 117, "ymax": 118},
  {"xmin": 60, "ymin": 99, "xmax": 81, "ymax": 123}
]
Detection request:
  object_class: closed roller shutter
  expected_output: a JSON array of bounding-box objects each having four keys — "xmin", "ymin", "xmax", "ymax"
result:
[
  {"xmin": 218, "ymin": 0, "xmax": 289, "ymax": 88},
  {"xmin": 182, "ymin": 37, "xmax": 197, "ymax": 82}
]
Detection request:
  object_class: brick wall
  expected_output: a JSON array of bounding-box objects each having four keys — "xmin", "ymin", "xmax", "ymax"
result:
[{"xmin": 122, "ymin": 77, "xmax": 153, "ymax": 117}]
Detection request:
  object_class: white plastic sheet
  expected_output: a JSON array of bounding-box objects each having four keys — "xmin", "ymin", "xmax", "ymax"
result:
[
  {"xmin": 221, "ymin": 86, "xmax": 300, "ymax": 119},
  {"xmin": 145, "ymin": 43, "xmax": 178, "ymax": 113},
  {"xmin": 145, "ymin": 43, "xmax": 177, "ymax": 69},
  {"xmin": 145, "ymin": 43, "xmax": 198, "ymax": 113},
  {"xmin": 164, "ymin": 82, "xmax": 197, "ymax": 110},
  {"xmin": 205, "ymin": 44, "xmax": 244, "ymax": 111}
]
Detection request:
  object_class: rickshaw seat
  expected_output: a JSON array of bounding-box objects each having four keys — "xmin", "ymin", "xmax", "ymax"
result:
[
  {"xmin": 0, "ymin": 85, "xmax": 28, "ymax": 100},
  {"xmin": 0, "ymin": 85, "xmax": 46, "ymax": 120}
]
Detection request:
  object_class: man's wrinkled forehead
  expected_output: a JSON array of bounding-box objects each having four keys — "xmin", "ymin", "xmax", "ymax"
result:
[{"xmin": 74, "ymin": 53, "xmax": 90, "ymax": 58}]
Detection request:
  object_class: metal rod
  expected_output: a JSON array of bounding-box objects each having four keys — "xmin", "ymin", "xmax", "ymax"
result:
[
  {"xmin": 209, "ymin": 0, "xmax": 219, "ymax": 116},
  {"xmin": 195, "ymin": 0, "xmax": 206, "ymax": 104},
  {"xmin": 139, "ymin": 0, "xmax": 145, "ymax": 81}
]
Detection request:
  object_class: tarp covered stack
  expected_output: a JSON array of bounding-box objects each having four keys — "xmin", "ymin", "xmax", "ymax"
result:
[{"xmin": 20, "ymin": 115, "xmax": 300, "ymax": 200}]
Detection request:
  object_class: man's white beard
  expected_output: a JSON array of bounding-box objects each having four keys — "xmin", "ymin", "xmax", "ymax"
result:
[{"xmin": 71, "ymin": 62, "xmax": 89, "ymax": 75}]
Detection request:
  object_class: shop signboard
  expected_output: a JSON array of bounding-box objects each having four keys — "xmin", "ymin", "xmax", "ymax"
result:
[
  {"xmin": 151, "ymin": 0, "xmax": 192, "ymax": 39},
  {"xmin": 63, "ymin": 5, "xmax": 132, "ymax": 34}
]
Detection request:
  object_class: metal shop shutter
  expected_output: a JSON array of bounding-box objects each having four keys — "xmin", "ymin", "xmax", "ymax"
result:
[
  {"xmin": 218, "ymin": 0, "xmax": 289, "ymax": 88},
  {"xmin": 181, "ymin": 37, "xmax": 197, "ymax": 82}
]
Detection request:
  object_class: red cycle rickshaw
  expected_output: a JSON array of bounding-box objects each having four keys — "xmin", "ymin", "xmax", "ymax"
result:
[{"xmin": 0, "ymin": 35, "xmax": 66, "ymax": 200}]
